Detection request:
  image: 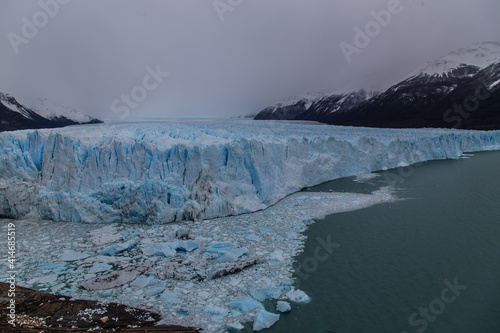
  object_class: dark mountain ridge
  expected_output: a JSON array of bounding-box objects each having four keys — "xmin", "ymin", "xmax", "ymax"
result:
[
  {"xmin": 254, "ymin": 42, "xmax": 500, "ymax": 130},
  {"xmin": 0, "ymin": 92, "xmax": 102, "ymax": 132}
]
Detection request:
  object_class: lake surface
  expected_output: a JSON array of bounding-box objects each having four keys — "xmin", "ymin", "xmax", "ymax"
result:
[{"xmin": 267, "ymin": 151, "xmax": 500, "ymax": 333}]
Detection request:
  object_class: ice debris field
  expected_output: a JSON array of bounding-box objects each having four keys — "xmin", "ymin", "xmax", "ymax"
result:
[
  {"xmin": 1, "ymin": 120, "xmax": 500, "ymax": 224},
  {"xmin": 1, "ymin": 120, "xmax": 500, "ymax": 332},
  {"xmin": 1, "ymin": 186, "xmax": 394, "ymax": 332}
]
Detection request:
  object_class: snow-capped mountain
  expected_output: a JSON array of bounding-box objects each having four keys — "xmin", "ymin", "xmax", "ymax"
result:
[
  {"xmin": 326, "ymin": 61, "xmax": 500, "ymax": 130},
  {"xmin": 0, "ymin": 92, "xmax": 102, "ymax": 132},
  {"xmin": 255, "ymin": 41, "xmax": 500, "ymax": 130},
  {"xmin": 298, "ymin": 90, "xmax": 379, "ymax": 123},
  {"xmin": 254, "ymin": 92, "xmax": 325, "ymax": 120},
  {"xmin": 22, "ymin": 97, "xmax": 97, "ymax": 124},
  {"xmin": 1, "ymin": 92, "xmax": 42, "ymax": 120},
  {"xmin": 405, "ymin": 41, "xmax": 500, "ymax": 79},
  {"xmin": 254, "ymin": 90, "xmax": 377, "ymax": 121}
]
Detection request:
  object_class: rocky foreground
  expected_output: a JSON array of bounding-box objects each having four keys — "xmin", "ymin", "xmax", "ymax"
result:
[{"xmin": 0, "ymin": 282, "xmax": 200, "ymax": 332}]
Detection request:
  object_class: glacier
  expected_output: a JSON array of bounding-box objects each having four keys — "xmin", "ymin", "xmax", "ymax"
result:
[{"xmin": 1, "ymin": 120, "xmax": 500, "ymax": 223}]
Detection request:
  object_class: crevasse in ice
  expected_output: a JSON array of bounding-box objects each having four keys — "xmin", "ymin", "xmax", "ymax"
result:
[{"xmin": 1, "ymin": 120, "xmax": 499, "ymax": 223}]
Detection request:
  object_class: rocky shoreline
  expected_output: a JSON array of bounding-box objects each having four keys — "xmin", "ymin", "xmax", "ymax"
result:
[{"xmin": 0, "ymin": 282, "xmax": 200, "ymax": 332}]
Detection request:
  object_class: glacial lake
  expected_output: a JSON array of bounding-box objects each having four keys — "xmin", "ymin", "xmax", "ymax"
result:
[{"xmin": 265, "ymin": 150, "xmax": 500, "ymax": 333}]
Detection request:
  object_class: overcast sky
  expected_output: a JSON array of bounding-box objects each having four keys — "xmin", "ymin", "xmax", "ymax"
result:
[{"xmin": 1, "ymin": 0, "xmax": 499, "ymax": 120}]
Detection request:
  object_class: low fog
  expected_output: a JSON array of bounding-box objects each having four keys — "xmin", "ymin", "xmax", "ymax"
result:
[{"xmin": 1, "ymin": 0, "xmax": 499, "ymax": 120}]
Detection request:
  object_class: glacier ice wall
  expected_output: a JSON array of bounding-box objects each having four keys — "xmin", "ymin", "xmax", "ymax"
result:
[{"xmin": 1, "ymin": 120, "xmax": 499, "ymax": 223}]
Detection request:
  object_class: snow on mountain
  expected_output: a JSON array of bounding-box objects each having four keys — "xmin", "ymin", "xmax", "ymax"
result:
[
  {"xmin": 253, "ymin": 92, "xmax": 327, "ymax": 121},
  {"xmin": 0, "ymin": 92, "xmax": 37, "ymax": 120},
  {"xmin": 1, "ymin": 92, "xmax": 103, "ymax": 132},
  {"xmin": 1, "ymin": 120, "xmax": 499, "ymax": 223},
  {"xmin": 405, "ymin": 41, "xmax": 500, "ymax": 79},
  {"xmin": 21, "ymin": 97, "xmax": 97, "ymax": 123},
  {"xmin": 276, "ymin": 92, "xmax": 326, "ymax": 109},
  {"xmin": 254, "ymin": 89, "xmax": 378, "ymax": 121}
]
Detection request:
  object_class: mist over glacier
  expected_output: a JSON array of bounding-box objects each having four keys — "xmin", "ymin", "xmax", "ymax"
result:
[{"xmin": 1, "ymin": 120, "xmax": 500, "ymax": 223}]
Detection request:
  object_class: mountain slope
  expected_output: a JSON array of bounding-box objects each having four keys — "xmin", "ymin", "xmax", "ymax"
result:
[
  {"xmin": 0, "ymin": 92, "xmax": 102, "ymax": 132},
  {"xmin": 254, "ymin": 90, "xmax": 377, "ymax": 122},
  {"xmin": 22, "ymin": 97, "xmax": 98, "ymax": 124},
  {"xmin": 254, "ymin": 41, "xmax": 500, "ymax": 130},
  {"xmin": 254, "ymin": 93, "xmax": 323, "ymax": 120},
  {"xmin": 405, "ymin": 41, "xmax": 500, "ymax": 79},
  {"xmin": 327, "ymin": 62, "xmax": 500, "ymax": 130}
]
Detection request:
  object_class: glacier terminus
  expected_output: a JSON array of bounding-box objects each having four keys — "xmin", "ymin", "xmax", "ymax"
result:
[{"xmin": 1, "ymin": 120, "xmax": 500, "ymax": 224}]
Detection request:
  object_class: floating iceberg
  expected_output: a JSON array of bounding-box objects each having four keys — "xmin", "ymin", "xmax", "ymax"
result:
[
  {"xmin": 286, "ymin": 289, "xmax": 310, "ymax": 303},
  {"xmin": 229, "ymin": 297, "xmax": 264, "ymax": 312},
  {"xmin": 276, "ymin": 301, "xmax": 291, "ymax": 312},
  {"xmin": 1, "ymin": 120, "xmax": 500, "ymax": 223},
  {"xmin": 251, "ymin": 286, "xmax": 282, "ymax": 302},
  {"xmin": 253, "ymin": 310, "xmax": 280, "ymax": 331}
]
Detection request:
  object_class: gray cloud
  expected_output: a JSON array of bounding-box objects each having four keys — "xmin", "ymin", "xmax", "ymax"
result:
[{"xmin": 1, "ymin": 0, "xmax": 499, "ymax": 119}]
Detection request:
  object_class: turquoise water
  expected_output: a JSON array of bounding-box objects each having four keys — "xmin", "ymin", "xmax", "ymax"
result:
[{"xmin": 267, "ymin": 151, "xmax": 500, "ymax": 333}]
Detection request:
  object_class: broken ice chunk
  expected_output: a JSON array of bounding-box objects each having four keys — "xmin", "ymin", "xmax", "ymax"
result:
[
  {"xmin": 229, "ymin": 297, "xmax": 264, "ymax": 312},
  {"xmin": 251, "ymin": 286, "xmax": 281, "ymax": 302},
  {"xmin": 205, "ymin": 242, "xmax": 232, "ymax": 254},
  {"xmin": 141, "ymin": 243, "xmax": 176, "ymax": 257},
  {"xmin": 144, "ymin": 286, "xmax": 164, "ymax": 297},
  {"xmin": 245, "ymin": 234, "xmax": 261, "ymax": 242},
  {"xmin": 269, "ymin": 250, "xmax": 284, "ymax": 261},
  {"xmin": 276, "ymin": 301, "xmax": 291, "ymax": 313},
  {"xmin": 80, "ymin": 264, "xmax": 150, "ymax": 290},
  {"xmin": 88, "ymin": 263, "xmax": 112, "ymax": 274},
  {"xmin": 130, "ymin": 276, "xmax": 151, "ymax": 288},
  {"xmin": 160, "ymin": 292, "xmax": 181, "ymax": 308},
  {"xmin": 227, "ymin": 321, "xmax": 245, "ymax": 330},
  {"xmin": 257, "ymin": 226, "xmax": 274, "ymax": 233},
  {"xmin": 60, "ymin": 250, "xmax": 90, "ymax": 262},
  {"xmin": 216, "ymin": 247, "xmax": 248, "ymax": 263},
  {"xmin": 37, "ymin": 274, "xmax": 58, "ymax": 285},
  {"xmin": 90, "ymin": 225, "xmax": 123, "ymax": 246},
  {"xmin": 253, "ymin": 310, "xmax": 280, "ymax": 331},
  {"xmin": 98, "ymin": 240, "xmax": 136, "ymax": 256},
  {"xmin": 170, "ymin": 240, "xmax": 198, "ymax": 252},
  {"xmin": 204, "ymin": 305, "xmax": 229, "ymax": 319},
  {"xmin": 174, "ymin": 227, "xmax": 190, "ymax": 239},
  {"xmin": 37, "ymin": 262, "xmax": 67, "ymax": 270},
  {"xmin": 286, "ymin": 289, "xmax": 310, "ymax": 303}
]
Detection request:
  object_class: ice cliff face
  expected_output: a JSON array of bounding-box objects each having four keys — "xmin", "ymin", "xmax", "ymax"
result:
[{"xmin": 1, "ymin": 120, "xmax": 499, "ymax": 223}]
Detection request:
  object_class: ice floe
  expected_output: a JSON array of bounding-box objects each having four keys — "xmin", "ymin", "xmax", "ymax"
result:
[{"xmin": 2, "ymin": 186, "xmax": 404, "ymax": 332}]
